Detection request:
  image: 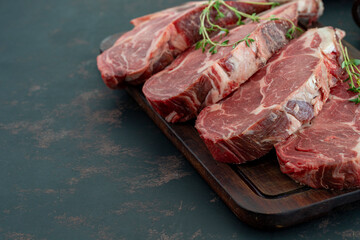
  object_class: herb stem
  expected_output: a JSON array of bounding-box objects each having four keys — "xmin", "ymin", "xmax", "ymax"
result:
[
  {"xmin": 196, "ymin": 0, "xmax": 300, "ymax": 54},
  {"xmin": 339, "ymin": 40, "xmax": 360, "ymax": 104},
  {"xmin": 221, "ymin": 1, "xmax": 260, "ymax": 22}
]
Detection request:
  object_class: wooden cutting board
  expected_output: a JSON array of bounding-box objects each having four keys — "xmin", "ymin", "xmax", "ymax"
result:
[{"xmin": 100, "ymin": 31, "xmax": 360, "ymax": 229}]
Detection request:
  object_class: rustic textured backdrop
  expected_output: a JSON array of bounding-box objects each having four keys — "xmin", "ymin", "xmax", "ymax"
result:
[{"xmin": 0, "ymin": 0, "xmax": 359, "ymax": 239}]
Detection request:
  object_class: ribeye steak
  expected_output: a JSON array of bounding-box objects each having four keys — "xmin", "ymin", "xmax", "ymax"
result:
[
  {"xmin": 195, "ymin": 27, "xmax": 345, "ymax": 164},
  {"xmin": 276, "ymin": 81, "xmax": 360, "ymax": 190}
]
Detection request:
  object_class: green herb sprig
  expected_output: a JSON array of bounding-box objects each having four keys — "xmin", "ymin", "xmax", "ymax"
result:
[
  {"xmin": 232, "ymin": 33, "xmax": 254, "ymax": 48},
  {"xmin": 267, "ymin": 15, "xmax": 303, "ymax": 39},
  {"xmin": 196, "ymin": 0, "xmax": 302, "ymax": 54},
  {"xmin": 339, "ymin": 40, "xmax": 360, "ymax": 104}
]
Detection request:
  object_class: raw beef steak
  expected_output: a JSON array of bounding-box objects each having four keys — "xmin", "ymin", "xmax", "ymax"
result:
[
  {"xmin": 97, "ymin": 1, "xmax": 271, "ymax": 89},
  {"xmin": 195, "ymin": 27, "xmax": 345, "ymax": 164},
  {"xmin": 276, "ymin": 81, "xmax": 360, "ymax": 190},
  {"xmin": 143, "ymin": 2, "xmax": 302, "ymax": 123}
]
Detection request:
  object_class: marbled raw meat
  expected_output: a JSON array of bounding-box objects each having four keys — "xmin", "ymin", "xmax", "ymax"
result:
[
  {"xmin": 196, "ymin": 27, "xmax": 345, "ymax": 164},
  {"xmin": 276, "ymin": 80, "xmax": 360, "ymax": 190}
]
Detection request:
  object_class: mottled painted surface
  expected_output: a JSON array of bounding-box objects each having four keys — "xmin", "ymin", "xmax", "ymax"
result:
[{"xmin": 0, "ymin": 0, "xmax": 359, "ymax": 239}]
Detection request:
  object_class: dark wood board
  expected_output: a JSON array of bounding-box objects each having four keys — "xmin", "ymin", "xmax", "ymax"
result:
[{"xmin": 100, "ymin": 31, "xmax": 360, "ymax": 229}]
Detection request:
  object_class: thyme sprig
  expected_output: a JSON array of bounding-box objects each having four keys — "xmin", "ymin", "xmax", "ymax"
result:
[
  {"xmin": 232, "ymin": 33, "xmax": 255, "ymax": 48},
  {"xmin": 196, "ymin": 0, "xmax": 301, "ymax": 54},
  {"xmin": 339, "ymin": 40, "xmax": 360, "ymax": 104},
  {"xmin": 267, "ymin": 15, "xmax": 303, "ymax": 39}
]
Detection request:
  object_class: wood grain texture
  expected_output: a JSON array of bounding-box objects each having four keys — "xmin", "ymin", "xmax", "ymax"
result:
[{"xmin": 100, "ymin": 31, "xmax": 360, "ymax": 229}]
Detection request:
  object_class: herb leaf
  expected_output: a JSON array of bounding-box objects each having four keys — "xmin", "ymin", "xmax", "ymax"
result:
[
  {"xmin": 351, "ymin": 59, "xmax": 360, "ymax": 66},
  {"xmin": 350, "ymin": 97, "xmax": 360, "ymax": 104}
]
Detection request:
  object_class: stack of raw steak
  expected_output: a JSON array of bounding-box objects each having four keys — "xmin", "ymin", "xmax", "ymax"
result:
[
  {"xmin": 195, "ymin": 27, "xmax": 344, "ymax": 164},
  {"xmin": 97, "ymin": 0, "xmax": 360, "ymax": 190},
  {"xmin": 143, "ymin": 0, "xmax": 324, "ymax": 123}
]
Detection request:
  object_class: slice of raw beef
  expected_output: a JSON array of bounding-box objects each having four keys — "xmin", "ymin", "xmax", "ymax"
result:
[
  {"xmin": 143, "ymin": 2, "xmax": 304, "ymax": 123},
  {"xmin": 276, "ymin": 81, "xmax": 360, "ymax": 190},
  {"xmin": 195, "ymin": 27, "xmax": 345, "ymax": 164},
  {"xmin": 97, "ymin": 1, "xmax": 271, "ymax": 89}
]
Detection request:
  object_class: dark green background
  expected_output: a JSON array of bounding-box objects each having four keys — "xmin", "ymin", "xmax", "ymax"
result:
[{"xmin": 0, "ymin": 0, "xmax": 359, "ymax": 239}]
